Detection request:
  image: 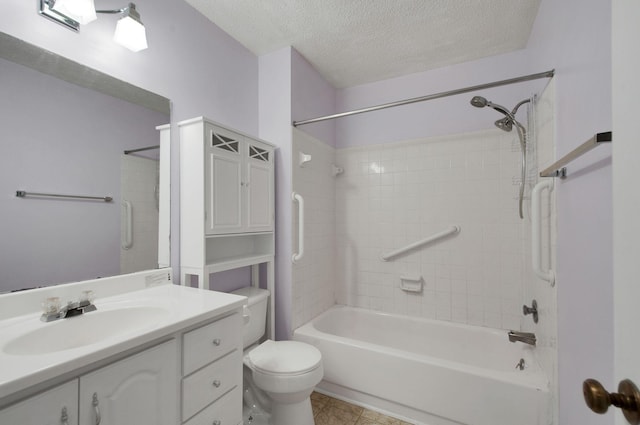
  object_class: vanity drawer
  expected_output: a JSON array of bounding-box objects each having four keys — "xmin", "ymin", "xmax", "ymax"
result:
[
  {"xmin": 183, "ymin": 387, "xmax": 242, "ymax": 425},
  {"xmin": 183, "ymin": 313, "xmax": 241, "ymax": 375},
  {"xmin": 182, "ymin": 350, "xmax": 241, "ymax": 421}
]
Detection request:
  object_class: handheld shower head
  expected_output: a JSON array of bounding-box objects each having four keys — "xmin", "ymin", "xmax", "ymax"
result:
[
  {"xmin": 470, "ymin": 95, "xmax": 531, "ymax": 220},
  {"xmin": 469, "ymin": 96, "xmax": 511, "ymax": 116},
  {"xmin": 470, "ymin": 96, "xmax": 488, "ymax": 108}
]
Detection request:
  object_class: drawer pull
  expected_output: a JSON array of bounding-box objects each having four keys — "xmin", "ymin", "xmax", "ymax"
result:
[
  {"xmin": 212, "ymin": 338, "xmax": 221, "ymax": 346},
  {"xmin": 61, "ymin": 406, "xmax": 69, "ymax": 425},
  {"xmin": 212, "ymin": 380, "xmax": 221, "ymax": 388},
  {"xmin": 213, "ymin": 420, "xmax": 221, "ymax": 425},
  {"xmin": 92, "ymin": 393, "xmax": 101, "ymax": 425}
]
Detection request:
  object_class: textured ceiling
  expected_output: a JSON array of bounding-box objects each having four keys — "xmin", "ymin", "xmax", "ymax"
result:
[{"xmin": 184, "ymin": 0, "xmax": 541, "ymax": 88}]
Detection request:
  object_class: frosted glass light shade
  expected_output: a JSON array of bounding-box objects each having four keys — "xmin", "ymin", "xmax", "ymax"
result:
[
  {"xmin": 51, "ymin": 0, "xmax": 97, "ymax": 24},
  {"xmin": 113, "ymin": 15, "xmax": 148, "ymax": 52}
]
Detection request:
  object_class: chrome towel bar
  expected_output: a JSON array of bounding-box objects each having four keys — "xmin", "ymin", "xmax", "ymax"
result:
[
  {"xmin": 16, "ymin": 190, "xmax": 113, "ymax": 202},
  {"xmin": 539, "ymin": 131, "xmax": 612, "ymax": 178}
]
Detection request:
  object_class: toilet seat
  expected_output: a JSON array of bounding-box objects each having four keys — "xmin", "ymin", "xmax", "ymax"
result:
[{"xmin": 246, "ymin": 340, "xmax": 322, "ymax": 376}]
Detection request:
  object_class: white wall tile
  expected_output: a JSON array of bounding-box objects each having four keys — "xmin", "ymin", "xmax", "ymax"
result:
[{"xmin": 335, "ymin": 128, "xmax": 534, "ymax": 330}]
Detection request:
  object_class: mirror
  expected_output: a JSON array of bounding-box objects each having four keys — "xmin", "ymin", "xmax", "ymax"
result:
[{"xmin": 0, "ymin": 32, "xmax": 171, "ymax": 293}]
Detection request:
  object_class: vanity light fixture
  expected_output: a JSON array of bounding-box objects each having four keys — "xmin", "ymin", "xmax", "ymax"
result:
[
  {"xmin": 97, "ymin": 3, "xmax": 148, "ymax": 52},
  {"xmin": 38, "ymin": 0, "xmax": 148, "ymax": 52}
]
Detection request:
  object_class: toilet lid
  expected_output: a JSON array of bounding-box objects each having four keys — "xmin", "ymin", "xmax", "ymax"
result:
[{"xmin": 247, "ymin": 340, "xmax": 322, "ymax": 375}]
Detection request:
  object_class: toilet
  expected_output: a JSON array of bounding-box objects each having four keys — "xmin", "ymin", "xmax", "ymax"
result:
[{"xmin": 231, "ymin": 286, "xmax": 323, "ymax": 425}]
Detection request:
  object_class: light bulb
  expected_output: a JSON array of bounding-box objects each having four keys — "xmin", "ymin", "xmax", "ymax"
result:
[
  {"xmin": 113, "ymin": 15, "xmax": 148, "ymax": 52},
  {"xmin": 51, "ymin": 0, "xmax": 97, "ymax": 25}
]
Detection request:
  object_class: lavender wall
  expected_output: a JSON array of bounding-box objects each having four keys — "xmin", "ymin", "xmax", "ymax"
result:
[
  {"xmin": 0, "ymin": 0, "xmax": 260, "ymax": 286},
  {"xmin": 0, "ymin": 57, "xmax": 166, "ymax": 292},
  {"xmin": 258, "ymin": 47, "xmax": 293, "ymax": 340},
  {"xmin": 291, "ymin": 50, "xmax": 337, "ymax": 147},
  {"xmin": 334, "ymin": 1, "xmax": 612, "ymax": 424},
  {"xmin": 259, "ymin": 47, "xmax": 338, "ymax": 339},
  {"xmin": 527, "ymin": 2, "xmax": 612, "ymax": 424}
]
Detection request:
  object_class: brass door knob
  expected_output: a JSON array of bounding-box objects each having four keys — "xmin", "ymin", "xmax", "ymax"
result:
[{"xmin": 583, "ymin": 378, "xmax": 640, "ymax": 424}]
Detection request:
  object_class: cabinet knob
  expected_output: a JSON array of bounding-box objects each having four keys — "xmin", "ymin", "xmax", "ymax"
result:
[
  {"xmin": 212, "ymin": 338, "xmax": 221, "ymax": 346},
  {"xmin": 583, "ymin": 378, "xmax": 640, "ymax": 424},
  {"xmin": 213, "ymin": 420, "xmax": 221, "ymax": 425},
  {"xmin": 212, "ymin": 380, "xmax": 221, "ymax": 388}
]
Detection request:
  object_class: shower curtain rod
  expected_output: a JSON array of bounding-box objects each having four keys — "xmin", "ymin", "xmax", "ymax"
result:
[{"xmin": 292, "ymin": 69, "xmax": 555, "ymax": 127}]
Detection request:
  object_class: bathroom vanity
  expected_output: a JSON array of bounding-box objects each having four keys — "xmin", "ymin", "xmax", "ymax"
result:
[{"xmin": 0, "ymin": 269, "xmax": 245, "ymax": 425}]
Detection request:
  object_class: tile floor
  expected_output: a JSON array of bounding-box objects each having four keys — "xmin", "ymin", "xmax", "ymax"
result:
[{"xmin": 311, "ymin": 392, "xmax": 414, "ymax": 425}]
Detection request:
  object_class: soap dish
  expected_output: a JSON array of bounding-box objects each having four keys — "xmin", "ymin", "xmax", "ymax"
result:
[{"xmin": 400, "ymin": 275, "xmax": 423, "ymax": 293}]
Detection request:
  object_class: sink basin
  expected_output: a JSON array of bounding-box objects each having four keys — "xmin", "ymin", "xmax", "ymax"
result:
[{"xmin": 3, "ymin": 306, "xmax": 170, "ymax": 355}]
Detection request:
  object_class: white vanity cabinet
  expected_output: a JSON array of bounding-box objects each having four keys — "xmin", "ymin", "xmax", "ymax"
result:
[
  {"xmin": 79, "ymin": 340, "xmax": 178, "ymax": 425},
  {"xmin": 181, "ymin": 313, "xmax": 242, "ymax": 424},
  {"xmin": 0, "ymin": 380, "xmax": 78, "ymax": 425}
]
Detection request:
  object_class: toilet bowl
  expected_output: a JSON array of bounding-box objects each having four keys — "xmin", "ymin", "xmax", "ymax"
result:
[
  {"xmin": 245, "ymin": 340, "xmax": 323, "ymax": 425},
  {"xmin": 231, "ymin": 287, "xmax": 324, "ymax": 425}
]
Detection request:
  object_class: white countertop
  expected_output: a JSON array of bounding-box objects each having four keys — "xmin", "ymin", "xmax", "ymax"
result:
[{"xmin": 0, "ymin": 278, "xmax": 246, "ymax": 401}]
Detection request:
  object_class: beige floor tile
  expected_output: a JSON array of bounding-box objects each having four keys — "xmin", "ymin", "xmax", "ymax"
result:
[
  {"xmin": 309, "ymin": 392, "xmax": 413, "ymax": 425},
  {"xmin": 315, "ymin": 405, "xmax": 361, "ymax": 425},
  {"xmin": 328, "ymin": 397, "xmax": 364, "ymax": 417},
  {"xmin": 312, "ymin": 392, "xmax": 332, "ymax": 417}
]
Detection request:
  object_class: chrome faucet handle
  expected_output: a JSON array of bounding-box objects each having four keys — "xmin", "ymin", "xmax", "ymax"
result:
[
  {"xmin": 40, "ymin": 297, "xmax": 64, "ymax": 322},
  {"xmin": 523, "ymin": 299, "xmax": 538, "ymax": 323},
  {"xmin": 42, "ymin": 297, "xmax": 61, "ymax": 314}
]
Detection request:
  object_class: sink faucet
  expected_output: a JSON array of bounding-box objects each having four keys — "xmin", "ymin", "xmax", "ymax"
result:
[
  {"xmin": 508, "ymin": 330, "xmax": 536, "ymax": 346},
  {"xmin": 41, "ymin": 291, "xmax": 97, "ymax": 322}
]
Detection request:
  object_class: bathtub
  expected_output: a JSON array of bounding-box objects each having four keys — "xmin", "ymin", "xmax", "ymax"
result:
[{"xmin": 293, "ymin": 306, "xmax": 549, "ymax": 425}]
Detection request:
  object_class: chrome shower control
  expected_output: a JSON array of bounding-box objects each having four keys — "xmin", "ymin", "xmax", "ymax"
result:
[{"xmin": 523, "ymin": 300, "xmax": 539, "ymax": 323}]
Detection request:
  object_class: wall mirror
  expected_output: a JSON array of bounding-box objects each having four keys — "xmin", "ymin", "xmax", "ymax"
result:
[{"xmin": 0, "ymin": 32, "xmax": 171, "ymax": 293}]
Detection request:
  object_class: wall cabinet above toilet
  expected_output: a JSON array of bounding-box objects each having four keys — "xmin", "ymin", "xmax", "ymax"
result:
[
  {"xmin": 204, "ymin": 124, "xmax": 274, "ymax": 235},
  {"xmin": 179, "ymin": 118, "xmax": 276, "ymax": 339}
]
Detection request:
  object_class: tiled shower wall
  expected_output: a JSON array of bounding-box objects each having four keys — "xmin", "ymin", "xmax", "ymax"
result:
[
  {"xmin": 335, "ymin": 129, "xmax": 528, "ymax": 330},
  {"xmin": 292, "ymin": 129, "xmax": 336, "ymax": 329},
  {"xmin": 291, "ymin": 89, "xmax": 556, "ymax": 337},
  {"xmin": 120, "ymin": 155, "xmax": 160, "ymax": 274}
]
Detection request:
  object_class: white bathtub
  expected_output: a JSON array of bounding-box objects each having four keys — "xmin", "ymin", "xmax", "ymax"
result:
[{"xmin": 293, "ymin": 306, "xmax": 549, "ymax": 425}]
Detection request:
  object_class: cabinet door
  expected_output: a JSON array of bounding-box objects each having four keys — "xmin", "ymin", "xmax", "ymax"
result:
[
  {"xmin": 0, "ymin": 380, "xmax": 78, "ymax": 425},
  {"xmin": 206, "ymin": 125, "xmax": 243, "ymax": 235},
  {"xmin": 79, "ymin": 340, "xmax": 178, "ymax": 425},
  {"xmin": 246, "ymin": 142, "xmax": 274, "ymax": 232}
]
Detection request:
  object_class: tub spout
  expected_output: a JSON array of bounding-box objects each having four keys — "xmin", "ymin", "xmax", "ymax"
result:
[{"xmin": 508, "ymin": 331, "xmax": 536, "ymax": 346}]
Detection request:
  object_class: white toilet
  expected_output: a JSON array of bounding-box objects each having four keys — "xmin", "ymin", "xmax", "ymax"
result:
[{"xmin": 231, "ymin": 287, "xmax": 323, "ymax": 425}]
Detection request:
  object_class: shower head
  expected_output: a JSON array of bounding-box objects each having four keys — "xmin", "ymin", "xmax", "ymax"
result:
[
  {"xmin": 469, "ymin": 96, "xmax": 511, "ymax": 117},
  {"xmin": 470, "ymin": 96, "xmax": 488, "ymax": 108}
]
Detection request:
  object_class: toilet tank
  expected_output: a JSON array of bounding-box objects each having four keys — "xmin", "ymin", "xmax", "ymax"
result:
[{"xmin": 230, "ymin": 286, "xmax": 269, "ymax": 349}]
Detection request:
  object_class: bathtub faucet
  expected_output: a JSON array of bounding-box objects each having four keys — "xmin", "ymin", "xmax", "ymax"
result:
[{"xmin": 508, "ymin": 331, "xmax": 536, "ymax": 346}]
